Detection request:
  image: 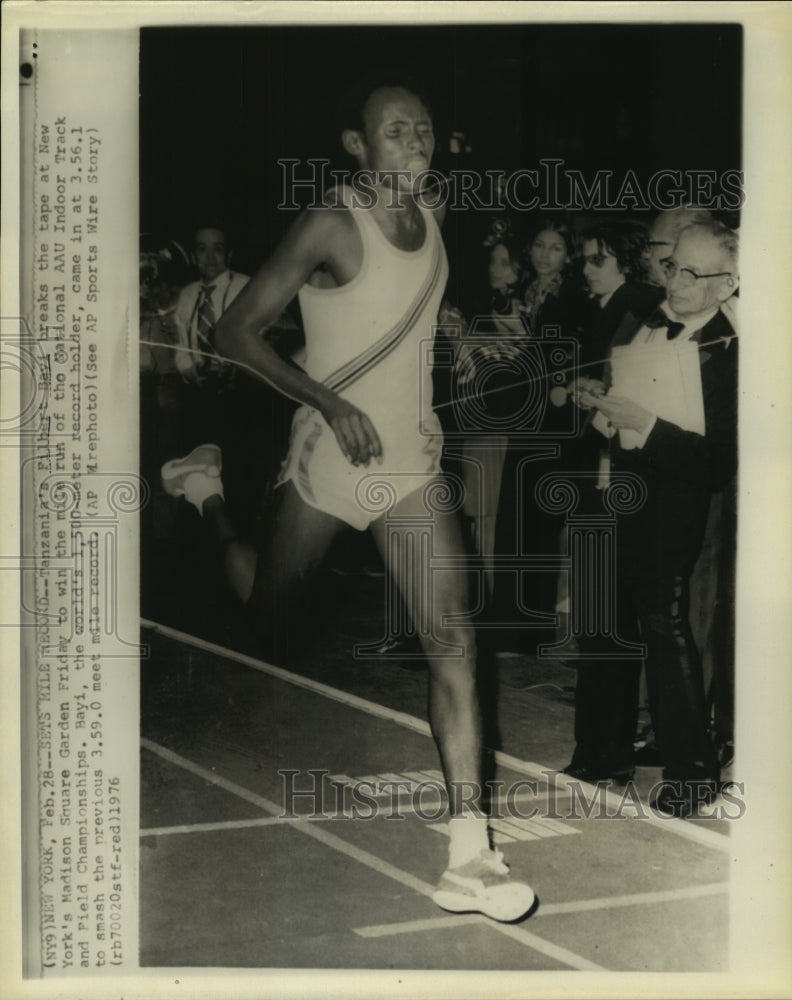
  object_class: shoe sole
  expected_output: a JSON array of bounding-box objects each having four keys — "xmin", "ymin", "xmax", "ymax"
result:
[
  {"xmin": 161, "ymin": 457, "xmax": 221, "ymax": 497},
  {"xmin": 432, "ymin": 885, "xmax": 536, "ymax": 922}
]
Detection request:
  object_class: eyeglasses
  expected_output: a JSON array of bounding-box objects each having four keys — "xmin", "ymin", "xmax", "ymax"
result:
[{"xmin": 661, "ymin": 259, "xmax": 733, "ymax": 285}]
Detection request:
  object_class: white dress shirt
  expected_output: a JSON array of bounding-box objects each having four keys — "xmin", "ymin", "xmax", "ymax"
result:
[{"xmin": 172, "ymin": 268, "xmax": 249, "ymax": 378}]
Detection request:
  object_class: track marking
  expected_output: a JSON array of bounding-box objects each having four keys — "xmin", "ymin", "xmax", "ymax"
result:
[
  {"xmin": 141, "ymin": 737, "xmax": 605, "ymax": 971},
  {"xmin": 354, "ymin": 882, "xmax": 728, "ymax": 937},
  {"xmin": 475, "ymin": 922, "xmax": 605, "ymax": 971},
  {"xmin": 139, "ymin": 792, "xmax": 572, "ymax": 835},
  {"xmin": 142, "ymin": 618, "xmax": 432, "ymax": 737},
  {"xmin": 355, "ymin": 914, "xmax": 484, "ymax": 937},
  {"xmin": 141, "ymin": 816, "xmax": 284, "ymax": 837},
  {"xmin": 354, "ymin": 912, "xmax": 617, "ymax": 968},
  {"xmin": 535, "ymin": 881, "xmax": 729, "ymax": 916},
  {"xmin": 142, "ymin": 619, "xmax": 731, "ymax": 854}
]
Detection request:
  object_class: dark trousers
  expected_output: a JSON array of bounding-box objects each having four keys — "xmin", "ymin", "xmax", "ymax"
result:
[{"xmin": 572, "ymin": 572, "xmax": 719, "ymax": 781}]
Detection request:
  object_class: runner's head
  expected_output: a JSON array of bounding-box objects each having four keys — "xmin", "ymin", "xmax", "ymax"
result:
[{"xmin": 337, "ymin": 73, "xmax": 435, "ymax": 195}]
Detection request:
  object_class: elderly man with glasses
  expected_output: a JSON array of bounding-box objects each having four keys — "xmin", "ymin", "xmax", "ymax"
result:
[
  {"xmin": 566, "ymin": 221, "xmax": 738, "ymax": 818},
  {"xmin": 644, "ymin": 206, "xmax": 715, "ymax": 288}
]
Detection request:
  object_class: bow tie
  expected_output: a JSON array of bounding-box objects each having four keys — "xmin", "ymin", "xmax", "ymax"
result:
[{"xmin": 644, "ymin": 307, "xmax": 684, "ymax": 340}]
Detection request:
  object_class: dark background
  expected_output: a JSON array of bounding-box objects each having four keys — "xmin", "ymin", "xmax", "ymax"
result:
[
  {"xmin": 138, "ymin": 20, "xmax": 743, "ymax": 680},
  {"xmin": 140, "ymin": 21, "xmax": 742, "ymax": 289}
]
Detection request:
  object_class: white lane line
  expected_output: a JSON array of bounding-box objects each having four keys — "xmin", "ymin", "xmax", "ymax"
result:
[
  {"xmin": 353, "ymin": 908, "xmax": 611, "ymax": 972},
  {"xmin": 479, "ymin": 922, "xmax": 605, "ymax": 971},
  {"xmin": 141, "ymin": 817, "xmax": 283, "ymax": 837},
  {"xmin": 535, "ymin": 882, "xmax": 729, "ymax": 916},
  {"xmin": 141, "ymin": 815, "xmax": 373, "ymax": 836},
  {"xmin": 141, "ymin": 737, "xmax": 434, "ymax": 897},
  {"xmin": 141, "ymin": 737, "xmax": 605, "ymax": 971},
  {"xmin": 141, "ymin": 618, "xmax": 432, "ymax": 738},
  {"xmin": 355, "ymin": 914, "xmax": 484, "ymax": 937},
  {"xmin": 141, "ymin": 619, "xmax": 731, "ymax": 853},
  {"xmin": 356, "ymin": 912, "xmax": 612, "ymax": 975},
  {"xmin": 353, "ymin": 882, "xmax": 729, "ymax": 938},
  {"xmin": 139, "ymin": 798, "xmax": 570, "ymax": 834}
]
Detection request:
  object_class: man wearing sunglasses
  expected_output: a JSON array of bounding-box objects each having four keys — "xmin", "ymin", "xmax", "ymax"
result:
[{"xmin": 570, "ymin": 221, "xmax": 738, "ymax": 818}]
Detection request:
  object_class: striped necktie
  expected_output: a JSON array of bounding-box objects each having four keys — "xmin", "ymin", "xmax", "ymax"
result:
[{"xmin": 195, "ymin": 284, "xmax": 217, "ymax": 352}]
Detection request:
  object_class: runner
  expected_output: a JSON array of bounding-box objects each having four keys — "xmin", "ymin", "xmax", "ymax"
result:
[{"xmin": 161, "ymin": 74, "xmax": 535, "ymax": 922}]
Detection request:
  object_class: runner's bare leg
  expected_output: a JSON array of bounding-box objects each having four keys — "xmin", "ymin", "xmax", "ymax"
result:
[
  {"xmin": 203, "ymin": 482, "xmax": 345, "ymax": 640},
  {"xmin": 369, "ymin": 480, "xmax": 483, "ymax": 820}
]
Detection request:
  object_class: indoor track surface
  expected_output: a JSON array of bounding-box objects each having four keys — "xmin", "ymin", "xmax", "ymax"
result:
[{"xmin": 139, "ymin": 613, "xmax": 733, "ymax": 972}]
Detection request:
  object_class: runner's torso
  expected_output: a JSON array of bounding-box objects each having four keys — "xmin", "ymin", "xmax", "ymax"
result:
[{"xmin": 297, "ymin": 185, "xmax": 448, "ymax": 444}]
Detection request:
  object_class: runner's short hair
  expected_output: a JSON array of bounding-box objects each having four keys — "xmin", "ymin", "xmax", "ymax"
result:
[{"xmin": 335, "ymin": 71, "xmax": 434, "ymax": 137}]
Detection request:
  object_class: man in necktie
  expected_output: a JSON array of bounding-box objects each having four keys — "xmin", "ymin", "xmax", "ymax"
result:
[
  {"xmin": 641, "ymin": 306, "xmax": 685, "ymax": 340},
  {"xmin": 170, "ymin": 225, "xmax": 254, "ymax": 525},
  {"xmin": 169, "ymin": 224, "xmax": 301, "ymax": 533},
  {"xmin": 566, "ymin": 222, "xmax": 738, "ymax": 817},
  {"xmin": 645, "ymin": 210, "xmax": 739, "ymax": 779},
  {"xmin": 194, "ymin": 281, "xmax": 218, "ymax": 360},
  {"xmin": 173, "ymin": 226, "xmax": 250, "ymax": 387}
]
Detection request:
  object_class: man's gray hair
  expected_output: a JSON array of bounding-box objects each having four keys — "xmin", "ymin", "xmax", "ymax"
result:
[
  {"xmin": 680, "ymin": 220, "xmax": 739, "ymax": 273},
  {"xmin": 657, "ymin": 205, "xmax": 716, "ymax": 242}
]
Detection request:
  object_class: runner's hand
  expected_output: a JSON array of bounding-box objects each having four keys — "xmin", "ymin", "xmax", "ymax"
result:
[{"xmin": 321, "ymin": 396, "xmax": 383, "ymax": 467}]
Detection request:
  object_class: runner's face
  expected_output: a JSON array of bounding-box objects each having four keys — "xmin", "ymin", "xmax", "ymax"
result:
[
  {"xmin": 194, "ymin": 228, "xmax": 229, "ymax": 283},
  {"xmin": 358, "ymin": 88, "xmax": 435, "ymax": 192}
]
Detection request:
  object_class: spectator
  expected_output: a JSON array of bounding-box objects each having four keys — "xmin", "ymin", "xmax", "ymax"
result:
[{"xmin": 566, "ymin": 221, "xmax": 738, "ymax": 816}]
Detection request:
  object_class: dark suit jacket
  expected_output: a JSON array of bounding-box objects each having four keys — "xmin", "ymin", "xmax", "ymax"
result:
[
  {"xmin": 605, "ymin": 307, "xmax": 738, "ymax": 579},
  {"xmin": 582, "ymin": 282, "xmax": 664, "ymax": 377},
  {"xmin": 531, "ymin": 274, "xmax": 590, "ymax": 341}
]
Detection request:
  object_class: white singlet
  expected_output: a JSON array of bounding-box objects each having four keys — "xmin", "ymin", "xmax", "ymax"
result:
[{"xmin": 278, "ymin": 186, "xmax": 449, "ymax": 530}]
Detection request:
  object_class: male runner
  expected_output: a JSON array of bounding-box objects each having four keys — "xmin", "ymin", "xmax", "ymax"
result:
[{"xmin": 161, "ymin": 75, "xmax": 535, "ymax": 922}]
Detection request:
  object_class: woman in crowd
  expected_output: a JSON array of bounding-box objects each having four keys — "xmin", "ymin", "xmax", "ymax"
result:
[
  {"xmin": 520, "ymin": 217, "xmax": 589, "ymax": 339},
  {"xmin": 487, "ymin": 218, "xmax": 589, "ymax": 655},
  {"xmin": 455, "ymin": 233, "xmax": 528, "ymax": 607}
]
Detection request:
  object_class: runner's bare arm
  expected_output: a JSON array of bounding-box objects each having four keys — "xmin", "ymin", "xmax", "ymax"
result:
[{"xmin": 214, "ymin": 208, "xmax": 382, "ymax": 466}]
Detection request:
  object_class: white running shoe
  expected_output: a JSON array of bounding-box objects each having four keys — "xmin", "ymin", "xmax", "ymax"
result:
[
  {"xmin": 161, "ymin": 443, "xmax": 223, "ymax": 503},
  {"xmin": 432, "ymin": 848, "xmax": 535, "ymax": 922}
]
